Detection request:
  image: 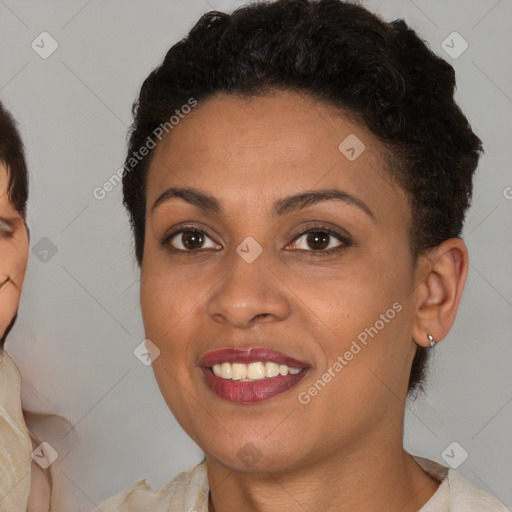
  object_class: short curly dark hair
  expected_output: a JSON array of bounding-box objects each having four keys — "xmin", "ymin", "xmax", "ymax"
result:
[{"xmin": 122, "ymin": 0, "xmax": 483, "ymax": 394}]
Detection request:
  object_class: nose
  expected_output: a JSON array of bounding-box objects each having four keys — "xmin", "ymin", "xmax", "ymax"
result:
[{"xmin": 206, "ymin": 249, "xmax": 291, "ymax": 328}]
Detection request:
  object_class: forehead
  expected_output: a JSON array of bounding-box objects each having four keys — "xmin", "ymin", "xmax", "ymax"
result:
[
  {"xmin": 149, "ymin": 92, "xmax": 368, "ymax": 173},
  {"xmin": 146, "ymin": 91, "xmax": 407, "ymax": 220}
]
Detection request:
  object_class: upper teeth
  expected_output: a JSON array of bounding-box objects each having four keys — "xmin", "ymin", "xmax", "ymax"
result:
[{"xmin": 212, "ymin": 361, "xmax": 302, "ymax": 380}]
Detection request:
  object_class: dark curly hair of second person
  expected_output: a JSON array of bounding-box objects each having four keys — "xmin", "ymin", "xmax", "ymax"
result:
[{"xmin": 122, "ymin": 0, "xmax": 483, "ymax": 394}]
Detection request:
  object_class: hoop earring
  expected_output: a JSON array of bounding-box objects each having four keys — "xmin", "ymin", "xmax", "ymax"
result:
[{"xmin": 427, "ymin": 333, "xmax": 436, "ymax": 348}]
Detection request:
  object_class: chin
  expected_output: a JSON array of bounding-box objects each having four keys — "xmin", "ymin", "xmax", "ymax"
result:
[{"xmin": 199, "ymin": 428, "xmax": 311, "ymax": 474}]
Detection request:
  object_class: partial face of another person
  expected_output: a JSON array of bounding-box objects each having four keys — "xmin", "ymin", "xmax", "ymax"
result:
[
  {"xmin": 140, "ymin": 92, "xmax": 423, "ymax": 472},
  {"xmin": 0, "ymin": 163, "xmax": 29, "ymax": 341}
]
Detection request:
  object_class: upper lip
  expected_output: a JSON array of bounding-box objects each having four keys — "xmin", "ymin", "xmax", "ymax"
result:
[{"xmin": 198, "ymin": 347, "xmax": 309, "ymax": 369}]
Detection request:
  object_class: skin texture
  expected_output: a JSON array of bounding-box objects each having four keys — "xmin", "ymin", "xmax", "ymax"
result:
[
  {"xmin": 0, "ymin": 163, "xmax": 29, "ymax": 341},
  {"xmin": 140, "ymin": 91, "xmax": 468, "ymax": 512}
]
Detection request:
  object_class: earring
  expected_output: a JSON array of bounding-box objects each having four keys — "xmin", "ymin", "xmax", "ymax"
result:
[{"xmin": 427, "ymin": 333, "xmax": 436, "ymax": 348}]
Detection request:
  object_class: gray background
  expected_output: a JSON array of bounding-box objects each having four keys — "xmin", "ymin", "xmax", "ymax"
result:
[{"xmin": 1, "ymin": 0, "xmax": 511, "ymax": 510}]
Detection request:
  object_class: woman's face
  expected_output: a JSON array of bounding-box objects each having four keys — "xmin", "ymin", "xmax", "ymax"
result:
[
  {"xmin": 141, "ymin": 91, "xmax": 422, "ymax": 472},
  {"xmin": 0, "ymin": 164, "xmax": 29, "ymax": 341}
]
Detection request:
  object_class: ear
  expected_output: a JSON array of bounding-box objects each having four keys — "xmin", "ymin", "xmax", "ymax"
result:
[{"xmin": 412, "ymin": 238, "xmax": 468, "ymax": 347}]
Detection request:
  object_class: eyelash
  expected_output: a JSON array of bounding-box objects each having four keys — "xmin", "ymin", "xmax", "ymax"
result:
[{"xmin": 160, "ymin": 222, "xmax": 352, "ymax": 258}]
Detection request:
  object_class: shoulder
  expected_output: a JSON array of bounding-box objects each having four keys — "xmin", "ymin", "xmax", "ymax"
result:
[
  {"xmin": 412, "ymin": 454, "xmax": 509, "ymax": 512},
  {"xmin": 94, "ymin": 459, "xmax": 209, "ymax": 512},
  {"xmin": 447, "ymin": 468, "xmax": 510, "ymax": 511},
  {"xmin": 0, "ymin": 350, "xmax": 33, "ymax": 512}
]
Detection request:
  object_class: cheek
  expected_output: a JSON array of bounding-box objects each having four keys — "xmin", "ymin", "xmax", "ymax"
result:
[
  {"xmin": 0, "ymin": 239, "xmax": 28, "ymax": 335},
  {"xmin": 290, "ymin": 300, "xmax": 413, "ymax": 453},
  {"xmin": 289, "ymin": 250, "xmax": 415, "ymax": 408},
  {"xmin": 140, "ymin": 271, "xmax": 205, "ymax": 440},
  {"xmin": 140, "ymin": 262, "xmax": 202, "ymax": 379},
  {"xmin": 0, "ymin": 287, "xmax": 21, "ymax": 335},
  {"xmin": 140, "ymin": 270, "xmax": 197, "ymax": 339}
]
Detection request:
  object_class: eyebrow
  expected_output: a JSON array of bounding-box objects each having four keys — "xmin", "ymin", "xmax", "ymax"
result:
[{"xmin": 151, "ymin": 186, "xmax": 375, "ymax": 219}]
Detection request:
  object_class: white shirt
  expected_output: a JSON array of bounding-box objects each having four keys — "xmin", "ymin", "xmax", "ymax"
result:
[
  {"xmin": 95, "ymin": 453, "xmax": 509, "ymax": 511},
  {"xmin": 0, "ymin": 350, "xmax": 32, "ymax": 512}
]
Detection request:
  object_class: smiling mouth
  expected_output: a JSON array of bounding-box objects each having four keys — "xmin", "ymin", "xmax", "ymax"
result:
[{"xmin": 199, "ymin": 347, "xmax": 309, "ymax": 403}]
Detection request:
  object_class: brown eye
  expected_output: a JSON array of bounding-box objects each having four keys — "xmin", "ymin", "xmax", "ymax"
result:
[
  {"xmin": 291, "ymin": 230, "xmax": 345, "ymax": 253},
  {"xmin": 305, "ymin": 232, "xmax": 330, "ymax": 250},
  {"xmin": 167, "ymin": 229, "xmax": 220, "ymax": 251},
  {"xmin": 181, "ymin": 231, "xmax": 203, "ymax": 250}
]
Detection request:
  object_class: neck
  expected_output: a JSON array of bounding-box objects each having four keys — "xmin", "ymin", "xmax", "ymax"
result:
[{"xmin": 206, "ymin": 431, "xmax": 440, "ymax": 512}]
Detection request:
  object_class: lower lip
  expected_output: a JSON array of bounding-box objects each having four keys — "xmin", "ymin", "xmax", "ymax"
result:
[{"xmin": 201, "ymin": 367, "xmax": 307, "ymax": 403}]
